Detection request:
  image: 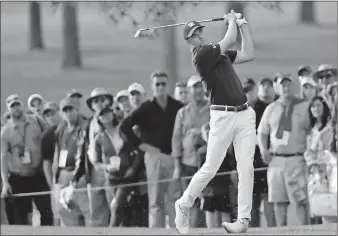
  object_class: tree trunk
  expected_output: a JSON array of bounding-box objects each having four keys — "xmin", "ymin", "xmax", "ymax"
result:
[
  {"xmin": 29, "ymin": 2, "xmax": 44, "ymax": 50},
  {"xmin": 225, "ymin": 2, "xmax": 245, "ymax": 47},
  {"xmin": 161, "ymin": 16, "xmax": 178, "ymax": 95},
  {"xmin": 299, "ymin": 2, "xmax": 316, "ymax": 24},
  {"xmin": 62, "ymin": 2, "xmax": 82, "ymax": 68}
]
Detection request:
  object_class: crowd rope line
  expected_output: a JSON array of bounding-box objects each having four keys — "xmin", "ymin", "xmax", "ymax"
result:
[
  {"xmin": 2, "ymin": 166, "xmax": 270, "ymax": 198},
  {"xmin": 3, "ymin": 160, "xmax": 334, "ymax": 198}
]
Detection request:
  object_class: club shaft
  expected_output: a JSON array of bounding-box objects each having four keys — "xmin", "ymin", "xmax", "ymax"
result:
[{"xmin": 141, "ymin": 17, "xmax": 224, "ymax": 32}]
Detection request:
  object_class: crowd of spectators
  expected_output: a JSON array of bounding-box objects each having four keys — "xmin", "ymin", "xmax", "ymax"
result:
[{"xmin": 1, "ymin": 64, "xmax": 337, "ymax": 228}]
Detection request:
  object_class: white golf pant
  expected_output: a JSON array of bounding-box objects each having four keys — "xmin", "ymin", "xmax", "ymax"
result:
[{"xmin": 178, "ymin": 107, "xmax": 256, "ymax": 220}]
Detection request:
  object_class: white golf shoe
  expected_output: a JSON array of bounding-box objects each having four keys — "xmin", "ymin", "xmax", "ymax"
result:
[
  {"xmin": 174, "ymin": 200, "xmax": 190, "ymax": 234},
  {"xmin": 222, "ymin": 218, "xmax": 249, "ymax": 233}
]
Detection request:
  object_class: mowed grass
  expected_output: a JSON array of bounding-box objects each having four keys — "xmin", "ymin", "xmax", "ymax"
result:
[{"xmin": 1, "ymin": 2, "xmax": 337, "ymax": 115}]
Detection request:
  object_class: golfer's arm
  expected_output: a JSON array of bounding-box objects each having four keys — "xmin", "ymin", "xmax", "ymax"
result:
[
  {"xmin": 234, "ymin": 24, "xmax": 254, "ymax": 64},
  {"xmin": 218, "ymin": 20, "xmax": 237, "ymax": 54}
]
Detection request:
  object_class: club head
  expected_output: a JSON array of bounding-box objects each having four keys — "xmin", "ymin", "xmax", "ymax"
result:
[{"xmin": 134, "ymin": 29, "xmax": 141, "ymax": 38}]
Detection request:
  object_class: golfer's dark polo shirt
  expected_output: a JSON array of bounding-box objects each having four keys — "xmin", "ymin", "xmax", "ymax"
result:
[
  {"xmin": 120, "ymin": 96, "xmax": 184, "ymax": 155},
  {"xmin": 192, "ymin": 44, "xmax": 247, "ymax": 106}
]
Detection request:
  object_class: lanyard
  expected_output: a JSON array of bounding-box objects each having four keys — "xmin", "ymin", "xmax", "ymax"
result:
[{"xmin": 15, "ymin": 123, "xmax": 28, "ymax": 149}]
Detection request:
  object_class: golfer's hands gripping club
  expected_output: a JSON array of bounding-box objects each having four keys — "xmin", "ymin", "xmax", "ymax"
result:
[{"xmin": 223, "ymin": 10, "xmax": 241, "ymax": 23}]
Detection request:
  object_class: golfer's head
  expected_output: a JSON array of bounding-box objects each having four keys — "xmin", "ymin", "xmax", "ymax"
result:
[{"xmin": 183, "ymin": 21, "xmax": 205, "ymax": 46}]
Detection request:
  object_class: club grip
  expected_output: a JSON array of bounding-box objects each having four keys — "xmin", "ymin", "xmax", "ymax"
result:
[{"xmin": 212, "ymin": 17, "xmax": 224, "ymax": 22}]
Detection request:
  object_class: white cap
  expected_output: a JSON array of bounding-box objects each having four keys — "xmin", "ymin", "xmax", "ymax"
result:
[
  {"xmin": 116, "ymin": 90, "xmax": 130, "ymax": 101},
  {"xmin": 27, "ymin": 94, "xmax": 44, "ymax": 107},
  {"xmin": 187, "ymin": 75, "xmax": 202, "ymax": 87},
  {"xmin": 128, "ymin": 83, "xmax": 145, "ymax": 94},
  {"xmin": 300, "ymin": 76, "xmax": 317, "ymax": 87}
]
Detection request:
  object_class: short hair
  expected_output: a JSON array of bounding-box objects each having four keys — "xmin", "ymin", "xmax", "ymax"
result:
[{"xmin": 150, "ymin": 70, "xmax": 168, "ymax": 80}]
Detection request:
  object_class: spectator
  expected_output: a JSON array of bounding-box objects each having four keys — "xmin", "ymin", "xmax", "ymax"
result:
[
  {"xmin": 313, "ymin": 64, "xmax": 337, "ymax": 89},
  {"xmin": 27, "ymin": 94, "xmax": 45, "ymax": 116},
  {"xmin": 195, "ymin": 123, "xmax": 236, "ymax": 228},
  {"xmin": 120, "ymin": 71, "xmax": 184, "ymax": 228},
  {"xmin": 242, "ymin": 78, "xmax": 258, "ymax": 104},
  {"xmin": 40, "ymin": 101, "xmax": 63, "ymax": 225},
  {"xmin": 1, "ymin": 94, "xmax": 53, "ymax": 226},
  {"xmin": 272, "ymin": 73, "xmax": 283, "ymax": 99},
  {"xmin": 84, "ymin": 87, "xmax": 114, "ymax": 227},
  {"xmin": 257, "ymin": 75, "xmax": 310, "ymax": 227},
  {"xmin": 300, "ymin": 76, "xmax": 317, "ymax": 101},
  {"xmin": 89, "ymin": 107, "xmax": 142, "ymax": 226},
  {"xmin": 305, "ymin": 96, "xmax": 337, "ymax": 224},
  {"xmin": 116, "ymin": 89, "xmax": 133, "ymax": 116},
  {"xmin": 297, "ymin": 65, "xmax": 312, "ymax": 78},
  {"xmin": 171, "ymin": 75, "xmax": 209, "ymax": 227},
  {"xmin": 174, "ymin": 82, "xmax": 189, "ymax": 105},
  {"xmin": 250, "ymin": 77, "xmax": 276, "ymax": 228},
  {"xmin": 66, "ymin": 89, "xmax": 87, "ymax": 120},
  {"xmin": 127, "ymin": 82, "xmax": 149, "ymax": 227}
]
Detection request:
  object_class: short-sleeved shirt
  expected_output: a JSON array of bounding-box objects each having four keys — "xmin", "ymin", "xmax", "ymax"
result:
[
  {"xmin": 1, "ymin": 115, "xmax": 46, "ymax": 176},
  {"xmin": 257, "ymin": 99, "xmax": 311, "ymax": 154},
  {"xmin": 192, "ymin": 44, "xmax": 247, "ymax": 106}
]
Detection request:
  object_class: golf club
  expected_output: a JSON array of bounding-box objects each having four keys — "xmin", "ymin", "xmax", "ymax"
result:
[{"xmin": 134, "ymin": 14, "xmax": 242, "ymax": 38}]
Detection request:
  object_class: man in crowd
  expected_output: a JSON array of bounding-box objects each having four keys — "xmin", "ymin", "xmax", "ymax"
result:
[
  {"xmin": 172, "ymin": 75, "xmax": 209, "ymax": 228},
  {"xmin": 174, "ymin": 82, "xmax": 189, "ymax": 105},
  {"xmin": 242, "ymin": 78, "xmax": 258, "ymax": 105},
  {"xmin": 257, "ymin": 75, "xmax": 310, "ymax": 227},
  {"xmin": 116, "ymin": 89, "xmax": 133, "ymax": 116},
  {"xmin": 250, "ymin": 78, "xmax": 276, "ymax": 227},
  {"xmin": 53, "ymin": 98, "xmax": 90, "ymax": 226},
  {"xmin": 40, "ymin": 101, "xmax": 63, "ymax": 225},
  {"xmin": 27, "ymin": 94, "xmax": 45, "ymax": 116},
  {"xmin": 121, "ymin": 71, "xmax": 184, "ymax": 228},
  {"xmin": 1, "ymin": 94, "xmax": 53, "ymax": 226},
  {"xmin": 65, "ymin": 89, "xmax": 87, "ymax": 120},
  {"xmin": 126, "ymin": 82, "xmax": 149, "ymax": 227}
]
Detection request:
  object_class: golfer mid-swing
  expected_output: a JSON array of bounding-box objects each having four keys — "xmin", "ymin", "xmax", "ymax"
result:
[{"xmin": 175, "ymin": 10, "xmax": 256, "ymax": 234}]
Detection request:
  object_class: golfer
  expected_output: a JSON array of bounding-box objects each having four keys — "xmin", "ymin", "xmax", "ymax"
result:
[{"xmin": 175, "ymin": 10, "xmax": 256, "ymax": 234}]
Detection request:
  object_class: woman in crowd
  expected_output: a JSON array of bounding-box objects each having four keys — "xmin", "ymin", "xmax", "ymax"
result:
[
  {"xmin": 89, "ymin": 107, "xmax": 142, "ymax": 227},
  {"xmin": 305, "ymin": 96, "xmax": 337, "ymax": 224}
]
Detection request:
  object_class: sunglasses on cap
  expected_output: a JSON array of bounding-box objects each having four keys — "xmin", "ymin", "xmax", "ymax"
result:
[
  {"xmin": 130, "ymin": 90, "xmax": 141, "ymax": 96},
  {"xmin": 155, "ymin": 82, "xmax": 167, "ymax": 87}
]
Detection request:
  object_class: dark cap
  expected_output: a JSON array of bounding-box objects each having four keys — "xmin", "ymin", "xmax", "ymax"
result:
[
  {"xmin": 66, "ymin": 89, "xmax": 83, "ymax": 99},
  {"xmin": 183, "ymin": 21, "xmax": 205, "ymax": 40},
  {"xmin": 297, "ymin": 65, "xmax": 312, "ymax": 76},
  {"xmin": 60, "ymin": 98, "xmax": 77, "ymax": 112},
  {"xmin": 98, "ymin": 107, "xmax": 113, "ymax": 116},
  {"xmin": 43, "ymin": 101, "xmax": 60, "ymax": 114},
  {"xmin": 259, "ymin": 77, "xmax": 273, "ymax": 86},
  {"xmin": 242, "ymin": 78, "xmax": 256, "ymax": 93}
]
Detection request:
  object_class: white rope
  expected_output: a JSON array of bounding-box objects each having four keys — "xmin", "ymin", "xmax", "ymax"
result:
[{"xmin": 1, "ymin": 167, "xmax": 270, "ymax": 198}]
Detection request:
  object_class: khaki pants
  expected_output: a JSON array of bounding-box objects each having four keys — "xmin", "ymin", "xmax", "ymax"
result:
[
  {"xmin": 54, "ymin": 170, "xmax": 91, "ymax": 226},
  {"xmin": 144, "ymin": 152, "xmax": 181, "ymax": 228}
]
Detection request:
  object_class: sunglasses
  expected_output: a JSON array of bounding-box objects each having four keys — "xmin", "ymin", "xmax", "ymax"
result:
[
  {"xmin": 63, "ymin": 106, "xmax": 74, "ymax": 112},
  {"xmin": 319, "ymin": 74, "xmax": 332, "ymax": 80},
  {"xmin": 130, "ymin": 90, "xmax": 141, "ymax": 96},
  {"xmin": 10, "ymin": 102, "xmax": 21, "ymax": 108},
  {"xmin": 155, "ymin": 82, "xmax": 167, "ymax": 87},
  {"xmin": 93, "ymin": 97, "xmax": 106, "ymax": 104}
]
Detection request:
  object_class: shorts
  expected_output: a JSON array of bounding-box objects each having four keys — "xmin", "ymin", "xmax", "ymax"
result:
[
  {"xmin": 200, "ymin": 194, "xmax": 232, "ymax": 213},
  {"xmin": 267, "ymin": 156, "xmax": 307, "ymax": 203}
]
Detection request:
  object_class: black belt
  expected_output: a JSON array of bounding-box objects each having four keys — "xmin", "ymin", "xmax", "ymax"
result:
[
  {"xmin": 271, "ymin": 152, "xmax": 304, "ymax": 157},
  {"xmin": 210, "ymin": 103, "xmax": 249, "ymax": 112}
]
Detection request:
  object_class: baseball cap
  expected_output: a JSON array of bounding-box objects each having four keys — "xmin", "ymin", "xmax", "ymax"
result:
[
  {"xmin": 242, "ymin": 78, "xmax": 256, "ymax": 93},
  {"xmin": 297, "ymin": 65, "xmax": 312, "ymax": 76},
  {"xmin": 187, "ymin": 75, "xmax": 202, "ymax": 87},
  {"xmin": 43, "ymin": 101, "xmax": 60, "ymax": 114},
  {"xmin": 259, "ymin": 77, "xmax": 273, "ymax": 86},
  {"xmin": 66, "ymin": 89, "xmax": 83, "ymax": 99},
  {"xmin": 27, "ymin": 94, "xmax": 44, "ymax": 107},
  {"xmin": 183, "ymin": 21, "xmax": 205, "ymax": 40},
  {"xmin": 116, "ymin": 90, "xmax": 130, "ymax": 101},
  {"xmin": 60, "ymin": 99, "xmax": 77, "ymax": 112},
  {"xmin": 6, "ymin": 94, "xmax": 23, "ymax": 108},
  {"xmin": 128, "ymin": 83, "xmax": 145, "ymax": 94},
  {"xmin": 300, "ymin": 76, "xmax": 317, "ymax": 87}
]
